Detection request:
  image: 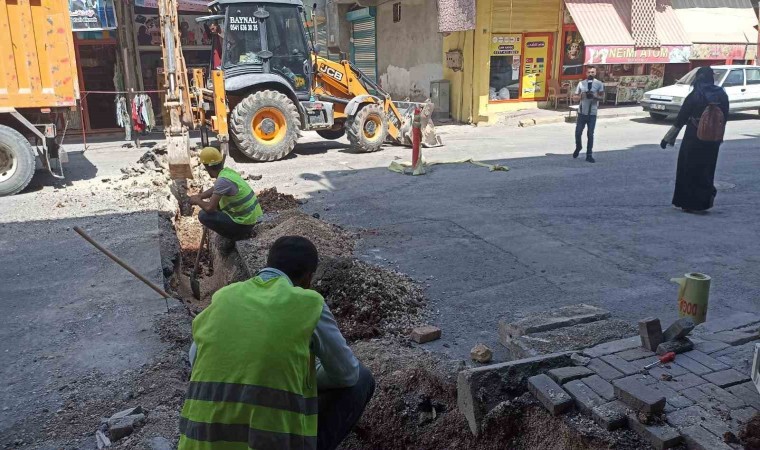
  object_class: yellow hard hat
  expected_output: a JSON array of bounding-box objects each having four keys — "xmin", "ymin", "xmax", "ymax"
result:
[{"xmin": 199, "ymin": 147, "xmax": 224, "ymax": 166}]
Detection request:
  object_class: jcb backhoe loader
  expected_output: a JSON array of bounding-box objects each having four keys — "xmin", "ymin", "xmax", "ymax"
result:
[{"xmin": 191, "ymin": 0, "xmax": 439, "ymax": 162}]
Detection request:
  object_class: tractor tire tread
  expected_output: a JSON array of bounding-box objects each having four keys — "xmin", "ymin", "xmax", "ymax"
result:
[
  {"xmin": 347, "ymin": 103, "xmax": 388, "ymax": 153},
  {"xmin": 230, "ymin": 90, "xmax": 300, "ymax": 162}
]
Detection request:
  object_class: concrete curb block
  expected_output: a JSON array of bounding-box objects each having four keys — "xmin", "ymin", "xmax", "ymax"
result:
[{"xmin": 457, "ymin": 351, "xmax": 573, "ymax": 435}]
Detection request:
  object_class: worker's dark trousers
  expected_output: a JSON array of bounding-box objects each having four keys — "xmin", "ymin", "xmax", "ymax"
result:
[
  {"xmin": 574, "ymin": 113, "xmax": 597, "ymax": 155},
  {"xmin": 317, "ymin": 364, "xmax": 376, "ymax": 450},
  {"xmin": 198, "ymin": 210, "xmax": 253, "ymax": 241}
]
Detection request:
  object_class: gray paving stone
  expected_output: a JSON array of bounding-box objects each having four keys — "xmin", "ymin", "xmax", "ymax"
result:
[
  {"xmin": 680, "ymin": 350, "xmax": 730, "ymax": 372},
  {"xmin": 528, "ymin": 374, "xmax": 574, "ymax": 415},
  {"xmin": 616, "ymin": 347, "xmax": 656, "ymax": 362},
  {"xmin": 672, "ymin": 356, "xmax": 712, "ymax": 375},
  {"xmin": 613, "ymin": 377, "xmax": 666, "ymax": 414},
  {"xmin": 617, "ymin": 372, "xmax": 659, "ymax": 385},
  {"xmin": 681, "ymin": 384, "xmax": 744, "ymax": 413},
  {"xmin": 600, "ymin": 354, "xmax": 641, "ymax": 376},
  {"xmin": 701, "ymin": 369, "xmax": 751, "ymax": 388},
  {"xmin": 698, "ymin": 312, "xmax": 760, "ymax": 334},
  {"xmin": 584, "ymin": 336, "xmax": 641, "ymax": 358},
  {"xmin": 647, "ymin": 363, "xmax": 690, "ymax": 380},
  {"xmin": 662, "ymin": 318, "xmax": 695, "ymax": 342},
  {"xmin": 587, "ymin": 358, "xmax": 624, "ymax": 381},
  {"xmin": 656, "ymin": 337, "xmax": 694, "ymax": 355},
  {"xmin": 665, "ymin": 405, "xmax": 712, "ymax": 428},
  {"xmin": 712, "ymin": 342, "xmax": 758, "ymax": 373},
  {"xmin": 591, "ymin": 400, "xmax": 628, "ymax": 430},
  {"xmin": 627, "ymin": 414, "xmax": 683, "ymax": 450},
  {"xmin": 563, "ymin": 379, "xmax": 606, "ymax": 414},
  {"xmin": 693, "ymin": 340, "xmax": 730, "ymax": 354},
  {"xmin": 703, "ymin": 330, "xmax": 759, "ymax": 346},
  {"xmin": 694, "ymin": 383, "xmax": 746, "ymax": 409},
  {"xmin": 655, "ymin": 372, "xmax": 707, "ymax": 391},
  {"xmin": 547, "ymin": 366, "xmax": 594, "ymax": 384},
  {"xmin": 582, "ymin": 374, "xmax": 616, "ymax": 401},
  {"xmin": 729, "ymin": 406, "xmax": 760, "ymax": 432},
  {"xmin": 727, "ymin": 382, "xmax": 760, "ymax": 410},
  {"xmin": 648, "ymin": 382, "xmax": 688, "ymax": 406},
  {"xmin": 681, "ymin": 425, "xmax": 734, "ymax": 450},
  {"xmin": 665, "ymin": 394, "xmax": 695, "ymax": 411},
  {"xmin": 639, "ymin": 317, "xmax": 663, "ymax": 352}
]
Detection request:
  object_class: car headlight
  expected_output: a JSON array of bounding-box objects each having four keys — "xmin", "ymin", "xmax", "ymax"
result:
[
  {"xmin": 643, "ymin": 93, "xmax": 652, "ymax": 101},
  {"xmin": 672, "ymin": 96, "xmax": 683, "ymax": 104}
]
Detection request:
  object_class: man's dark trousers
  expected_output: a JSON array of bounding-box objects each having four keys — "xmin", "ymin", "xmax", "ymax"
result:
[
  {"xmin": 575, "ymin": 113, "xmax": 597, "ymax": 155},
  {"xmin": 198, "ymin": 210, "xmax": 252, "ymax": 240},
  {"xmin": 317, "ymin": 365, "xmax": 375, "ymax": 450}
]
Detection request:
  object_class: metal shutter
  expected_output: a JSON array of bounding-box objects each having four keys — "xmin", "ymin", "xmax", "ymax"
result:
[{"xmin": 351, "ymin": 17, "xmax": 377, "ymax": 81}]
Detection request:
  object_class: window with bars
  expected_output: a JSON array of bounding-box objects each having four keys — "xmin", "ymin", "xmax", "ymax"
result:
[{"xmin": 393, "ymin": 3, "xmax": 401, "ymax": 23}]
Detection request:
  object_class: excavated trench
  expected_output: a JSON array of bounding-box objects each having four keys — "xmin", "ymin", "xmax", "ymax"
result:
[{"xmin": 163, "ymin": 193, "xmax": 653, "ymax": 449}]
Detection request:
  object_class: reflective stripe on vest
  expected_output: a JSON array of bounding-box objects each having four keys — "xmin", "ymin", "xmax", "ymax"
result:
[
  {"xmin": 179, "ymin": 277, "xmax": 324, "ymax": 450},
  {"xmin": 217, "ymin": 167, "xmax": 263, "ymax": 225}
]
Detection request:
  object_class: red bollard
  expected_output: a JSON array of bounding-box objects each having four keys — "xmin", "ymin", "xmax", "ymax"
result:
[{"xmin": 412, "ymin": 107, "xmax": 422, "ymax": 172}]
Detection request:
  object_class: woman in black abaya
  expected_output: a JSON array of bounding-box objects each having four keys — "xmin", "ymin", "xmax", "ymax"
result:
[{"xmin": 661, "ymin": 67, "xmax": 729, "ymax": 212}]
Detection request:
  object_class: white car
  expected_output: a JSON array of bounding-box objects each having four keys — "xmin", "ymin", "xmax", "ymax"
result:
[{"xmin": 640, "ymin": 65, "xmax": 760, "ymax": 121}]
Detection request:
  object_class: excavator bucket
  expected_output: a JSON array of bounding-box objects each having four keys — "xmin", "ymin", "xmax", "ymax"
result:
[{"xmin": 394, "ymin": 100, "xmax": 443, "ymax": 148}]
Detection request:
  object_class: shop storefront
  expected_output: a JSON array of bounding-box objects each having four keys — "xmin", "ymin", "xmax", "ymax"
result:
[
  {"xmin": 442, "ymin": 0, "xmax": 563, "ymax": 123},
  {"xmin": 68, "ymin": 0, "xmax": 120, "ymax": 132},
  {"xmin": 562, "ymin": 0, "xmax": 691, "ymax": 105},
  {"xmin": 672, "ymin": 0, "xmax": 758, "ymax": 69},
  {"xmin": 133, "ymin": 1, "xmax": 212, "ymax": 122}
]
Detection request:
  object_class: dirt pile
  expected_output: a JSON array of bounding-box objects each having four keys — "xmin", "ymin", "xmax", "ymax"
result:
[
  {"xmin": 257, "ymin": 187, "xmax": 301, "ymax": 212},
  {"xmin": 237, "ymin": 210, "xmax": 357, "ymax": 272},
  {"xmin": 314, "ymin": 258, "xmax": 426, "ymax": 341},
  {"xmin": 344, "ymin": 340, "xmax": 648, "ymax": 450},
  {"xmin": 741, "ymin": 412, "xmax": 760, "ymax": 450}
]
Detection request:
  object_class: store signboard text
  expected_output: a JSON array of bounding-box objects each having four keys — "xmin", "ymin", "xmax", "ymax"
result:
[{"xmin": 585, "ymin": 45, "xmax": 691, "ymax": 64}]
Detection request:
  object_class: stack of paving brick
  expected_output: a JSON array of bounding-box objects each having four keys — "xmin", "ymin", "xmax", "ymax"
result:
[
  {"xmin": 498, "ymin": 304, "xmax": 636, "ymax": 359},
  {"xmin": 525, "ymin": 312, "xmax": 760, "ymax": 449}
]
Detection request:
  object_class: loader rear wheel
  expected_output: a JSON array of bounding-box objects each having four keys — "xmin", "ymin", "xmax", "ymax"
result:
[
  {"xmin": 347, "ymin": 103, "xmax": 388, "ymax": 153},
  {"xmin": 231, "ymin": 90, "xmax": 300, "ymax": 161},
  {"xmin": 0, "ymin": 125, "xmax": 35, "ymax": 196}
]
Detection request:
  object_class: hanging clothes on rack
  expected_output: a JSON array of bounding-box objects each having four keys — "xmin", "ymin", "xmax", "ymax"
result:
[
  {"xmin": 131, "ymin": 94, "xmax": 156, "ymax": 133},
  {"xmin": 115, "ymin": 96, "xmax": 131, "ymax": 140}
]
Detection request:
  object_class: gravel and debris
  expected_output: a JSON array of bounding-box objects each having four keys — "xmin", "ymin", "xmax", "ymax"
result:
[
  {"xmin": 314, "ymin": 258, "xmax": 427, "ymax": 341},
  {"xmin": 237, "ymin": 210, "xmax": 357, "ymax": 273},
  {"xmin": 342, "ymin": 340, "xmax": 649, "ymax": 450},
  {"xmin": 257, "ymin": 187, "xmax": 301, "ymax": 212},
  {"xmin": 741, "ymin": 412, "xmax": 760, "ymax": 450}
]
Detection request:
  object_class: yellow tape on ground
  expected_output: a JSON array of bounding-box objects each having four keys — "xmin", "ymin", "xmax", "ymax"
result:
[{"xmin": 388, "ymin": 157, "xmax": 509, "ymax": 175}]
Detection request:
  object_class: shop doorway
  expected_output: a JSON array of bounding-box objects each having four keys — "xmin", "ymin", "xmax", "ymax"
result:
[{"xmin": 76, "ymin": 42, "xmax": 120, "ymax": 131}]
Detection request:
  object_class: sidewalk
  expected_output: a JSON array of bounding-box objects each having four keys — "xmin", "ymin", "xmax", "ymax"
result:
[{"xmin": 489, "ymin": 104, "xmax": 647, "ymax": 128}]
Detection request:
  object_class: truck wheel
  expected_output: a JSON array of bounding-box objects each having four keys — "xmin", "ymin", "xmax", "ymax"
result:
[
  {"xmin": 0, "ymin": 125, "xmax": 35, "ymax": 196},
  {"xmin": 231, "ymin": 90, "xmax": 300, "ymax": 161},
  {"xmin": 347, "ymin": 103, "xmax": 388, "ymax": 153},
  {"xmin": 649, "ymin": 112, "xmax": 668, "ymax": 121}
]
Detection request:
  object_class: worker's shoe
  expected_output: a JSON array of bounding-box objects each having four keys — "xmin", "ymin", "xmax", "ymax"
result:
[
  {"xmin": 573, "ymin": 149, "xmax": 581, "ymax": 159},
  {"xmin": 586, "ymin": 154, "xmax": 596, "ymax": 163}
]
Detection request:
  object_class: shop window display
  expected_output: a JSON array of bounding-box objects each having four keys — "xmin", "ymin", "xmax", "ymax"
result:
[
  {"xmin": 561, "ymin": 30, "xmax": 584, "ymax": 76},
  {"xmin": 489, "ymin": 34, "xmax": 521, "ymax": 101}
]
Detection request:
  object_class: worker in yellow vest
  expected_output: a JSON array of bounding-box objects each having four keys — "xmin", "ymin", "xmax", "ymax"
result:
[
  {"xmin": 189, "ymin": 147, "xmax": 263, "ymax": 240},
  {"xmin": 180, "ymin": 236, "xmax": 375, "ymax": 450}
]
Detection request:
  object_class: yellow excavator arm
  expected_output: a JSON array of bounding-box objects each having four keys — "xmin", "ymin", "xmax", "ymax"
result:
[{"xmin": 158, "ymin": 0, "xmax": 193, "ymax": 179}]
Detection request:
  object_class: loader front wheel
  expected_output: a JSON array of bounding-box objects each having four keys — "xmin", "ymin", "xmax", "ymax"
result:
[
  {"xmin": 231, "ymin": 90, "xmax": 300, "ymax": 161},
  {"xmin": 347, "ymin": 103, "xmax": 388, "ymax": 153},
  {"xmin": 0, "ymin": 125, "xmax": 35, "ymax": 196}
]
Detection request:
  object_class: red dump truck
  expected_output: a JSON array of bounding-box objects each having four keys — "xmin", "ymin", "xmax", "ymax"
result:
[{"xmin": 0, "ymin": 0, "xmax": 79, "ymax": 196}]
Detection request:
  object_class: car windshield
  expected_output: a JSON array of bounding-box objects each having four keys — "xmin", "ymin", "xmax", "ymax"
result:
[{"xmin": 676, "ymin": 68, "xmax": 726, "ymax": 85}]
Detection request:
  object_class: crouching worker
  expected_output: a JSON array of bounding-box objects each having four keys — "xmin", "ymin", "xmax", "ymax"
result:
[
  {"xmin": 189, "ymin": 147, "xmax": 262, "ymax": 240},
  {"xmin": 179, "ymin": 236, "xmax": 375, "ymax": 450}
]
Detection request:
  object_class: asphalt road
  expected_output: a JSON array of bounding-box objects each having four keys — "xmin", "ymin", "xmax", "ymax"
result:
[{"xmin": 270, "ymin": 113, "xmax": 760, "ymax": 361}]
